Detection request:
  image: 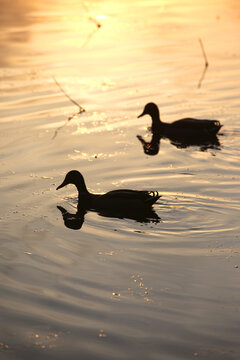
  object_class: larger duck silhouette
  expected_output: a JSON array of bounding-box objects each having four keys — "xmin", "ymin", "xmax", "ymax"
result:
[
  {"xmin": 56, "ymin": 170, "xmax": 161, "ymax": 222},
  {"xmin": 137, "ymin": 103, "xmax": 222, "ymax": 154}
]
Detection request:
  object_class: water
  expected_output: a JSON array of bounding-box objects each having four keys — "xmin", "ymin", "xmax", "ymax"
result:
[{"xmin": 1, "ymin": 0, "xmax": 240, "ymax": 359}]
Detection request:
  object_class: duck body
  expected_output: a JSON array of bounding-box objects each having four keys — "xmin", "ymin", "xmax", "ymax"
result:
[
  {"xmin": 162, "ymin": 118, "xmax": 222, "ymax": 138},
  {"xmin": 90, "ymin": 189, "xmax": 160, "ymax": 212},
  {"xmin": 138, "ymin": 103, "xmax": 222, "ymax": 138},
  {"xmin": 56, "ymin": 170, "xmax": 161, "ymax": 213}
]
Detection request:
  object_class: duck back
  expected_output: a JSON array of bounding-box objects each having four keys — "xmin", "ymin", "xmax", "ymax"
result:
[
  {"xmin": 163, "ymin": 118, "xmax": 222, "ymax": 137},
  {"xmin": 89, "ymin": 189, "xmax": 161, "ymax": 211}
]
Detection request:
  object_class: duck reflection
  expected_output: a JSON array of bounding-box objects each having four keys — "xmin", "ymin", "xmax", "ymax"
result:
[
  {"xmin": 57, "ymin": 203, "xmax": 160, "ymax": 230},
  {"xmin": 57, "ymin": 205, "xmax": 86, "ymax": 230},
  {"xmin": 137, "ymin": 103, "xmax": 222, "ymax": 155},
  {"xmin": 137, "ymin": 131, "xmax": 221, "ymax": 155},
  {"xmin": 137, "ymin": 132, "xmax": 161, "ymax": 156}
]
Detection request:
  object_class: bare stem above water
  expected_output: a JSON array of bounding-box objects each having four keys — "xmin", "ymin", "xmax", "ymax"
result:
[
  {"xmin": 198, "ymin": 38, "xmax": 209, "ymax": 88},
  {"xmin": 80, "ymin": 2, "xmax": 102, "ymax": 48},
  {"xmin": 198, "ymin": 38, "xmax": 208, "ymax": 67}
]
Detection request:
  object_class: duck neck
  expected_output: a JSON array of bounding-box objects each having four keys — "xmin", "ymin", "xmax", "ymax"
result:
[
  {"xmin": 77, "ymin": 184, "xmax": 91, "ymax": 208},
  {"xmin": 78, "ymin": 191, "xmax": 91, "ymax": 208},
  {"xmin": 151, "ymin": 108, "xmax": 162, "ymax": 132},
  {"xmin": 76, "ymin": 184, "xmax": 89, "ymax": 196},
  {"xmin": 151, "ymin": 131, "xmax": 162, "ymax": 143},
  {"xmin": 75, "ymin": 177, "xmax": 89, "ymax": 195}
]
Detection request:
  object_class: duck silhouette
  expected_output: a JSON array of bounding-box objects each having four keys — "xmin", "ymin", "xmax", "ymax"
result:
[
  {"xmin": 137, "ymin": 103, "xmax": 222, "ymax": 155},
  {"xmin": 138, "ymin": 103, "xmax": 222, "ymax": 137},
  {"xmin": 56, "ymin": 170, "xmax": 161, "ymax": 214}
]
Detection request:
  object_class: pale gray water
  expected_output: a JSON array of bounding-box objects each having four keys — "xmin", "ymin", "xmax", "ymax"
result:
[{"xmin": 1, "ymin": 0, "xmax": 240, "ymax": 359}]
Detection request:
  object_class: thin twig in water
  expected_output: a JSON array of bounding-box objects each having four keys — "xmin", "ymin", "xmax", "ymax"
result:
[
  {"xmin": 52, "ymin": 77, "xmax": 85, "ymax": 139},
  {"xmin": 82, "ymin": 2, "xmax": 101, "ymax": 28},
  {"xmin": 81, "ymin": 27, "xmax": 100, "ymax": 48},
  {"xmin": 81, "ymin": 2, "xmax": 90, "ymax": 14},
  {"xmin": 81, "ymin": 2, "xmax": 102, "ymax": 48},
  {"xmin": 89, "ymin": 16, "xmax": 101, "ymax": 29},
  {"xmin": 198, "ymin": 66, "xmax": 208, "ymax": 90},
  {"xmin": 198, "ymin": 38, "xmax": 208, "ymax": 67},
  {"xmin": 198, "ymin": 38, "xmax": 209, "ymax": 88},
  {"xmin": 53, "ymin": 77, "xmax": 85, "ymax": 112}
]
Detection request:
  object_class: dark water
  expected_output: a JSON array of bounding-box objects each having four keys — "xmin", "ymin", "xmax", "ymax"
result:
[{"xmin": 1, "ymin": 0, "xmax": 240, "ymax": 359}]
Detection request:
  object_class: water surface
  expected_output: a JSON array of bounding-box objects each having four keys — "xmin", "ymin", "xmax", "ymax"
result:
[{"xmin": 1, "ymin": 0, "xmax": 240, "ymax": 359}]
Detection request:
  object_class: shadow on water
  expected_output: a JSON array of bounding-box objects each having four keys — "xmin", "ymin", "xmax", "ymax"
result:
[
  {"xmin": 57, "ymin": 204, "xmax": 161, "ymax": 230},
  {"xmin": 137, "ymin": 131, "xmax": 222, "ymax": 156},
  {"xmin": 57, "ymin": 205, "xmax": 86, "ymax": 230}
]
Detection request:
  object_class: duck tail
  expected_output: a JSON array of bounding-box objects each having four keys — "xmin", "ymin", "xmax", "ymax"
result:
[
  {"xmin": 211, "ymin": 122, "xmax": 222, "ymax": 135},
  {"xmin": 146, "ymin": 191, "xmax": 161, "ymax": 205}
]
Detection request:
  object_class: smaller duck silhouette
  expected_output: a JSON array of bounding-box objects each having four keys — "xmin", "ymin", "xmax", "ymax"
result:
[
  {"xmin": 137, "ymin": 103, "xmax": 222, "ymax": 155},
  {"xmin": 56, "ymin": 170, "xmax": 161, "ymax": 213},
  {"xmin": 138, "ymin": 103, "xmax": 222, "ymax": 137}
]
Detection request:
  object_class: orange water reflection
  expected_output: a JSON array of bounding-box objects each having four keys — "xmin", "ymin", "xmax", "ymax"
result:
[{"xmin": 1, "ymin": 0, "xmax": 240, "ymax": 68}]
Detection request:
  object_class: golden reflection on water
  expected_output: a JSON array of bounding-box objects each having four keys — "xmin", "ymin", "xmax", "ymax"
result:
[
  {"xmin": 1, "ymin": 0, "xmax": 239, "ymax": 69},
  {"xmin": 1, "ymin": 0, "xmax": 240, "ymax": 139}
]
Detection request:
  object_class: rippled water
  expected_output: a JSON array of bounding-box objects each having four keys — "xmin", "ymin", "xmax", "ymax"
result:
[{"xmin": 1, "ymin": 0, "xmax": 240, "ymax": 359}]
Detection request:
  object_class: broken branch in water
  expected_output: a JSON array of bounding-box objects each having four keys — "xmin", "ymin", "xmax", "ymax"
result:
[
  {"xmin": 81, "ymin": 2, "xmax": 102, "ymax": 48},
  {"xmin": 52, "ymin": 77, "xmax": 85, "ymax": 139},
  {"xmin": 81, "ymin": 27, "xmax": 100, "ymax": 48},
  {"xmin": 53, "ymin": 77, "xmax": 85, "ymax": 113},
  {"xmin": 198, "ymin": 38, "xmax": 209, "ymax": 88},
  {"xmin": 198, "ymin": 38, "xmax": 208, "ymax": 67},
  {"xmin": 82, "ymin": 2, "xmax": 101, "ymax": 28},
  {"xmin": 88, "ymin": 16, "xmax": 101, "ymax": 29}
]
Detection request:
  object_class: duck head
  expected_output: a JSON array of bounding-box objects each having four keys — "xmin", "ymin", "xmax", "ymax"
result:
[
  {"xmin": 56, "ymin": 170, "xmax": 88, "ymax": 193},
  {"xmin": 138, "ymin": 103, "xmax": 160, "ymax": 120}
]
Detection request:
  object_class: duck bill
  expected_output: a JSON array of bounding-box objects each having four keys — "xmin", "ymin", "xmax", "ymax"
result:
[
  {"xmin": 136, "ymin": 135, "xmax": 146, "ymax": 145},
  {"xmin": 56, "ymin": 180, "xmax": 68, "ymax": 190},
  {"xmin": 137, "ymin": 111, "xmax": 145, "ymax": 118},
  {"xmin": 57, "ymin": 205, "xmax": 67, "ymax": 214}
]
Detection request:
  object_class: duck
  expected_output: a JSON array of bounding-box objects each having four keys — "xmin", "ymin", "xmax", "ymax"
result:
[
  {"xmin": 138, "ymin": 103, "xmax": 222, "ymax": 138},
  {"xmin": 56, "ymin": 170, "xmax": 161, "ymax": 212}
]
